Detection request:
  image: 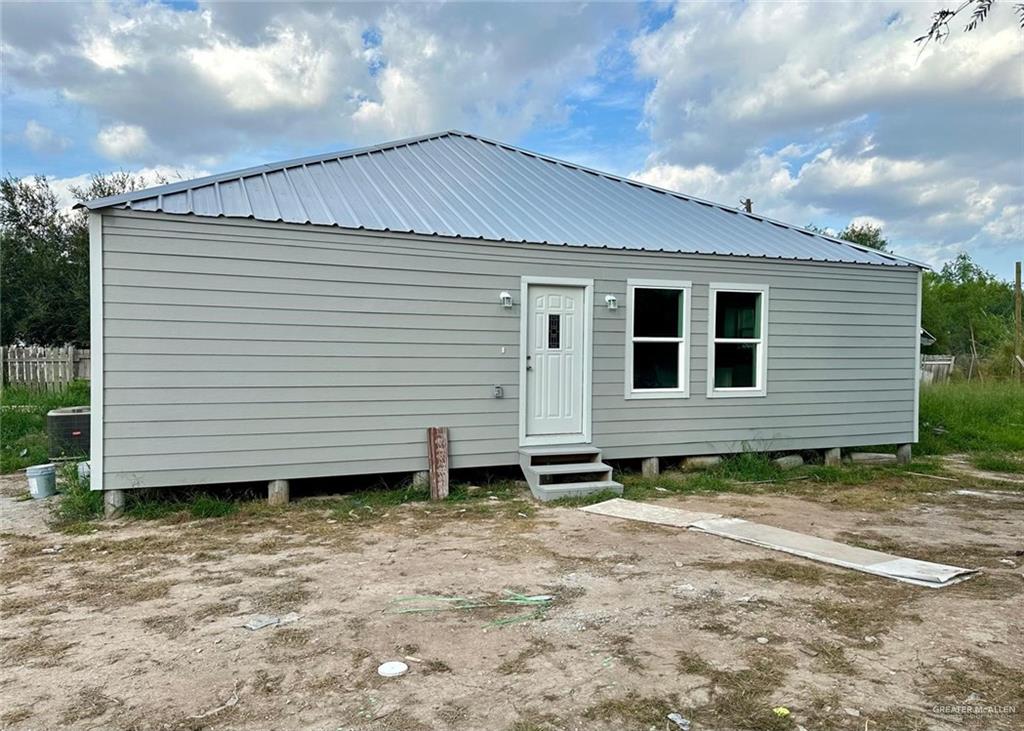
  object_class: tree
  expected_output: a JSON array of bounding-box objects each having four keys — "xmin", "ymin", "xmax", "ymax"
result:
[
  {"xmin": 917, "ymin": 0, "xmax": 1024, "ymax": 46},
  {"xmin": 1, "ymin": 172, "xmax": 152, "ymax": 345},
  {"xmin": 921, "ymin": 253, "xmax": 1014, "ymax": 373},
  {"xmin": 806, "ymin": 221, "xmax": 889, "ymax": 251}
]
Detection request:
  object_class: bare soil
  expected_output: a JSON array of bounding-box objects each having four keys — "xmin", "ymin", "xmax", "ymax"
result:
[{"xmin": 1, "ymin": 472, "xmax": 1022, "ymax": 731}]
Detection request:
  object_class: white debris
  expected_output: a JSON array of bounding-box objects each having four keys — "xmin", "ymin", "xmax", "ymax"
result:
[
  {"xmin": 377, "ymin": 661, "xmax": 408, "ymax": 678},
  {"xmin": 756, "ymin": 636, "xmax": 769, "ymax": 645},
  {"xmin": 242, "ymin": 612, "xmax": 301, "ymax": 631}
]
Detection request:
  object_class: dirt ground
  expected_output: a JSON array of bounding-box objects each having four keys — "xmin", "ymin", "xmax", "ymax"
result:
[{"xmin": 1, "ymin": 471, "xmax": 1022, "ymax": 731}]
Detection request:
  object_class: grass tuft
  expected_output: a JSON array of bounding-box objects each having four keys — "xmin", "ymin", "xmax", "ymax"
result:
[{"xmin": 51, "ymin": 462, "xmax": 102, "ymax": 529}]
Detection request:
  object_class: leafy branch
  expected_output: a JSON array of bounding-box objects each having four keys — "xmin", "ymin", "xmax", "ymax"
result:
[{"xmin": 916, "ymin": 0, "xmax": 1024, "ymax": 46}]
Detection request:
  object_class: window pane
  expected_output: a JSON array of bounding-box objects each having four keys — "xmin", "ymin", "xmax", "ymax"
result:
[
  {"xmin": 633, "ymin": 342, "xmax": 679, "ymax": 389},
  {"xmin": 715, "ymin": 291, "xmax": 761, "ymax": 339},
  {"xmin": 548, "ymin": 314, "xmax": 560, "ymax": 349},
  {"xmin": 714, "ymin": 343, "xmax": 757, "ymax": 388},
  {"xmin": 634, "ymin": 288, "xmax": 684, "ymax": 338}
]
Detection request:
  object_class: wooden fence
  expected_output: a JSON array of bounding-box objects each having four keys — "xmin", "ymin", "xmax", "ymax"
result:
[
  {"xmin": 1, "ymin": 346, "xmax": 91, "ymax": 389},
  {"xmin": 921, "ymin": 354, "xmax": 955, "ymax": 385}
]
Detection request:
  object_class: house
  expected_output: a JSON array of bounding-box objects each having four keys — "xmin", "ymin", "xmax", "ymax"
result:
[{"xmin": 81, "ymin": 131, "xmax": 923, "ymax": 512}]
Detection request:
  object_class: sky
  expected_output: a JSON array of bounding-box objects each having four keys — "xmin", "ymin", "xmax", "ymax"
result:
[{"xmin": 2, "ymin": 0, "xmax": 1021, "ymax": 276}]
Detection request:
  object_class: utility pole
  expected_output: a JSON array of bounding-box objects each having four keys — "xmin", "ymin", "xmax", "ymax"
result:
[
  {"xmin": 740, "ymin": 198, "xmax": 753, "ymax": 213},
  {"xmin": 1015, "ymin": 260, "xmax": 1022, "ymax": 384}
]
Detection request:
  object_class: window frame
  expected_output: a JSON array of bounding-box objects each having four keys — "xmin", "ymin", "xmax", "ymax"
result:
[
  {"xmin": 624, "ymin": 279, "xmax": 692, "ymax": 400},
  {"xmin": 706, "ymin": 282, "xmax": 769, "ymax": 398}
]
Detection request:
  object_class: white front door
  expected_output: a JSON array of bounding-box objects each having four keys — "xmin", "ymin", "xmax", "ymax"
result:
[{"xmin": 524, "ymin": 283, "xmax": 587, "ymax": 441}]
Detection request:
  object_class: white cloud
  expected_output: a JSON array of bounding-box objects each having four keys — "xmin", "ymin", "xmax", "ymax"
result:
[
  {"xmin": 630, "ymin": 1, "xmax": 1024, "ymax": 269},
  {"xmin": 1, "ymin": 2, "xmax": 637, "ymax": 162},
  {"xmin": 23, "ymin": 120, "xmax": 70, "ymax": 153},
  {"xmin": 49, "ymin": 165, "xmax": 210, "ymax": 210},
  {"xmin": 96, "ymin": 124, "xmax": 151, "ymax": 161}
]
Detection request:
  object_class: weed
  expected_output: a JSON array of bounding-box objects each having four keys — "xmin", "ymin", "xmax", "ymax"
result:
[{"xmin": 51, "ymin": 462, "xmax": 102, "ymax": 529}]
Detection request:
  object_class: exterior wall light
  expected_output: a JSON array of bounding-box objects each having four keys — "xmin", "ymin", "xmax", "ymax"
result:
[
  {"xmin": 499, "ymin": 291, "xmax": 514, "ymax": 309},
  {"xmin": 605, "ymin": 294, "xmax": 618, "ymax": 310}
]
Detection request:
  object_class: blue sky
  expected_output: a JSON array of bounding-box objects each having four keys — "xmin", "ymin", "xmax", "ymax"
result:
[{"xmin": 2, "ymin": 1, "xmax": 1021, "ymax": 276}]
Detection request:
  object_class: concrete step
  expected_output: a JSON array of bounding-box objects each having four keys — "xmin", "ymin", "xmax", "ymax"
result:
[
  {"xmin": 530, "ymin": 461, "xmax": 612, "ymax": 476},
  {"xmin": 519, "ymin": 444, "xmax": 601, "ymax": 458},
  {"xmin": 531, "ymin": 480, "xmax": 624, "ymax": 502}
]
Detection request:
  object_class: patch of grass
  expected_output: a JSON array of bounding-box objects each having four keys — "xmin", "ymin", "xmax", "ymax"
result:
[
  {"xmin": 548, "ymin": 488, "xmax": 622, "ymax": 507},
  {"xmin": 422, "ymin": 658, "xmax": 452, "ymax": 674},
  {"xmin": 0, "ymin": 380, "xmax": 90, "ymax": 473},
  {"xmin": 918, "ymin": 382, "xmax": 1024, "ymax": 454},
  {"xmin": 51, "ymin": 462, "xmax": 102, "ymax": 530},
  {"xmin": 697, "ymin": 557, "xmax": 828, "ymax": 585},
  {"xmin": 971, "ymin": 453, "xmax": 1024, "ymax": 474},
  {"xmin": 0, "ymin": 707, "xmax": 32, "ymax": 726},
  {"xmin": 508, "ymin": 712, "xmax": 563, "ymax": 731},
  {"xmin": 582, "ymin": 692, "xmax": 681, "ymax": 727},
  {"xmin": 811, "ymin": 592, "xmax": 920, "ymax": 640},
  {"xmin": 141, "ymin": 614, "xmax": 189, "ymax": 639},
  {"xmin": 924, "ymin": 652, "xmax": 1024, "ymax": 709},
  {"xmin": 673, "ymin": 650, "xmax": 795, "ymax": 731},
  {"xmin": 59, "ymin": 686, "xmax": 117, "ymax": 725},
  {"xmin": 0, "ymin": 630, "xmax": 76, "ymax": 668},
  {"xmin": 870, "ymin": 708, "xmax": 930, "ymax": 731},
  {"xmin": 189, "ymin": 494, "xmax": 238, "ymax": 518},
  {"xmin": 803, "ymin": 640, "xmax": 856, "ymax": 674},
  {"xmin": 712, "ymin": 452, "xmax": 785, "ymax": 482},
  {"xmin": 251, "ymin": 579, "xmax": 313, "ymax": 613},
  {"xmin": 124, "ymin": 489, "xmax": 242, "ymax": 522},
  {"xmin": 804, "ymin": 464, "xmax": 878, "ymax": 485}
]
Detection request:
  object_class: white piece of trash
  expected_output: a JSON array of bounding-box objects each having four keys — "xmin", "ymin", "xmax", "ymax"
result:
[
  {"xmin": 243, "ymin": 612, "xmax": 301, "ymax": 631},
  {"xmin": 378, "ymin": 661, "xmax": 409, "ymax": 678}
]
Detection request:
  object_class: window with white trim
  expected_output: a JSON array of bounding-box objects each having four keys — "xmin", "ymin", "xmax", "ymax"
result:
[
  {"xmin": 707, "ymin": 283, "xmax": 768, "ymax": 397},
  {"xmin": 625, "ymin": 280, "xmax": 691, "ymax": 399}
]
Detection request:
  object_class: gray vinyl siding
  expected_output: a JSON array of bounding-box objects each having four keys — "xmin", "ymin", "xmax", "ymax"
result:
[{"xmin": 99, "ymin": 209, "xmax": 919, "ymax": 490}]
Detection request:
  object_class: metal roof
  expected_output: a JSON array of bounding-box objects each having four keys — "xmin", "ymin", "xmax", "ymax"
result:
[{"xmin": 84, "ymin": 130, "xmax": 919, "ymax": 267}]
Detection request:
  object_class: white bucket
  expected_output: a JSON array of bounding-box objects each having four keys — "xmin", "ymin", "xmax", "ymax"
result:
[{"xmin": 26, "ymin": 463, "xmax": 57, "ymax": 499}]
